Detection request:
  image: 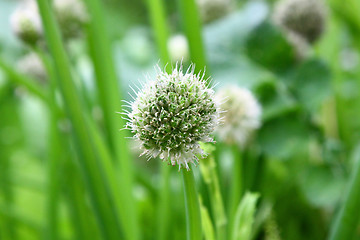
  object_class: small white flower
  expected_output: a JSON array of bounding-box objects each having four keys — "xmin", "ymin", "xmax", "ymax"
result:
[
  {"xmin": 273, "ymin": 0, "xmax": 326, "ymax": 43},
  {"xmin": 53, "ymin": 0, "xmax": 88, "ymax": 39},
  {"xmin": 10, "ymin": 0, "xmax": 42, "ymax": 45},
  {"xmin": 215, "ymin": 86, "xmax": 262, "ymax": 147},
  {"xmin": 197, "ymin": 0, "xmax": 233, "ymax": 23},
  {"xmin": 17, "ymin": 52, "xmax": 47, "ymax": 83},
  {"xmin": 125, "ymin": 63, "xmax": 220, "ymax": 170},
  {"xmin": 167, "ymin": 34, "xmax": 189, "ymax": 63}
]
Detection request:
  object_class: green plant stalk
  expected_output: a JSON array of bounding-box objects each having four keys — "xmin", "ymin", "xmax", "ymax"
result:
[
  {"xmin": 36, "ymin": 0, "xmax": 123, "ymax": 238},
  {"xmin": 34, "ymin": 47, "xmax": 61, "ymax": 240},
  {"xmin": 147, "ymin": 0, "xmax": 171, "ymax": 64},
  {"xmin": 156, "ymin": 165, "xmax": 171, "ymax": 240},
  {"xmin": 182, "ymin": 169, "xmax": 202, "ymax": 240},
  {"xmin": 84, "ymin": 0, "xmax": 138, "ymax": 238},
  {"xmin": 64, "ymin": 160, "xmax": 101, "ymax": 240},
  {"xmin": 200, "ymin": 154, "xmax": 227, "ymax": 240},
  {"xmin": 328, "ymin": 146, "xmax": 360, "ymax": 240},
  {"xmin": 228, "ymin": 145, "xmax": 243, "ymax": 240},
  {"xmin": 177, "ymin": 0, "xmax": 206, "ymax": 72}
]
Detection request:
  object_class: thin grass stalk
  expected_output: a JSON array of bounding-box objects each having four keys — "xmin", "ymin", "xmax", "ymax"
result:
[
  {"xmin": 147, "ymin": 0, "xmax": 171, "ymax": 65},
  {"xmin": 145, "ymin": 0, "xmax": 173, "ymax": 239},
  {"xmin": 64, "ymin": 160, "xmax": 101, "ymax": 240},
  {"xmin": 328, "ymin": 144, "xmax": 360, "ymax": 240},
  {"xmin": 84, "ymin": 0, "xmax": 138, "ymax": 238},
  {"xmin": 182, "ymin": 169, "xmax": 202, "ymax": 240},
  {"xmin": 35, "ymin": 0, "xmax": 123, "ymax": 238},
  {"xmin": 177, "ymin": 0, "xmax": 206, "ymax": 72},
  {"xmin": 228, "ymin": 145, "xmax": 243, "ymax": 240}
]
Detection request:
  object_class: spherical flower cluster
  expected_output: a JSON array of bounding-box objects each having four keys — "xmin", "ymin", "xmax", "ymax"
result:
[
  {"xmin": 17, "ymin": 53, "xmax": 47, "ymax": 83},
  {"xmin": 197, "ymin": 0, "xmax": 233, "ymax": 23},
  {"xmin": 167, "ymin": 34, "xmax": 189, "ymax": 63},
  {"xmin": 126, "ymin": 64, "xmax": 220, "ymax": 170},
  {"xmin": 215, "ymin": 86, "xmax": 262, "ymax": 147},
  {"xmin": 53, "ymin": 0, "xmax": 88, "ymax": 39},
  {"xmin": 273, "ymin": 0, "xmax": 326, "ymax": 44},
  {"xmin": 10, "ymin": 0, "xmax": 42, "ymax": 46}
]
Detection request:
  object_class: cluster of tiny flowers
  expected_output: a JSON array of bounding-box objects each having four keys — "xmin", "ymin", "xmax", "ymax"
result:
[
  {"xmin": 197, "ymin": 0, "xmax": 233, "ymax": 23},
  {"xmin": 53, "ymin": 0, "xmax": 89, "ymax": 39},
  {"xmin": 17, "ymin": 52, "xmax": 47, "ymax": 83},
  {"xmin": 126, "ymin": 64, "xmax": 220, "ymax": 170},
  {"xmin": 10, "ymin": 0, "xmax": 42, "ymax": 46},
  {"xmin": 167, "ymin": 34, "xmax": 189, "ymax": 63},
  {"xmin": 273, "ymin": 0, "xmax": 326, "ymax": 44},
  {"xmin": 215, "ymin": 86, "xmax": 262, "ymax": 147}
]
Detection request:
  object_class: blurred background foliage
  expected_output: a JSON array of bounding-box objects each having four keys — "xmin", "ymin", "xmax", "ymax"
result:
[{"xmin": 0, "ymin": 0, "xmax": 360, "ymax": 239}]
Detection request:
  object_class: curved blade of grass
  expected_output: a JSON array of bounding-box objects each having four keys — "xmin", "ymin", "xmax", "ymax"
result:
[
  {"xmin": 35, "ymin": 0, "xmax": 124, "ymax": 238},
  {"xmin": 231, "ymin": 192, "xmax": 259, "ymax": 240},
  {"xmin": 199, "ymin": 144, "xmax": 227, "ymax": 240},
  {"xmin": 199, "ymin": 197, "xmax": 215, "ymax": 240}
]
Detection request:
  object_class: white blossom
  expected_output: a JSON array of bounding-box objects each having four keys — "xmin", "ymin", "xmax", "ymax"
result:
[
  {"xmin": 273, "ymin": 0, "xmax": 326, "ymax": 43},
  {"xmin": 215, "ymin": 86, "xmax": 262, "ymax": 147},
  {"xmin": 10, "ymin": 0, "xmax": 42, "ymax": 45},
  {"xmin": 167, "ymin": 34, "xmax": 189, "ymax": 63},
  {"xmin": 125, "ymin": 64, "xmax": 220, "ymax": 170}
]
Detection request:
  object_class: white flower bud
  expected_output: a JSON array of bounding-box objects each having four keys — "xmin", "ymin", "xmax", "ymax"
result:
[
  {"xmin": 10, "ymin": 0, "xmax": 42, "ymax": 46},
  {"xmin": 17, "ymin": 52, "xmax": 47, "ymax": 83},
  {"xmin": 53, "ymin": 0, "xmax": 88, "ymax": 39},
  {"xmin": 215, "ymin": 86, "xmax": 262, "ymax": 147},
  {"xmin": 273, "ymin": 0, "xmax": 326, "ymax": 43},
  {"xmin": 167, "ymin": 34, "xmax": 189, "ymax": 63},
  {"xmin": 197, "ymin": 0, "xmax": 233, "ymax": 23},
  {"xmin": 126, "ymin": 64, "xmax": 220, "ymax": 170}
]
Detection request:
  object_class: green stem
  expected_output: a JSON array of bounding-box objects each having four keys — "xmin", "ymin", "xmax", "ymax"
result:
[
  {"xmin": 157, "ymin": 165, "xmax": 171, "ymax": 240},
  {"xmin": 35, "ymin": 0, "xmax": 123, "ymax": 239},
  {"xmin": 177, "ymin": 0, "xmax": 206, "ymax": 72},
  {"xmin": 84, "ymin": 0, "xmax": 138, "ymax": 238},
  {"xmin": 228, "ymin": 145, "xmax": 243, "ymax": 240},
  {"xmin": 328, "ymin": 145, "xmax": 360, "ymax": 240},
  {"xmin": 146, "ymin": 0, "xmax": 171, "ymax": 64},
  {"xmin": 182, "ymin": 169, "xmax": 202, "ymax": 240}
]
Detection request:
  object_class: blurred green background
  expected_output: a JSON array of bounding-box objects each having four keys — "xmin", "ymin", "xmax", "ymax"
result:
[{"xmin": 1, "ymin": 0, "xmax": 360, "ymax": 239}]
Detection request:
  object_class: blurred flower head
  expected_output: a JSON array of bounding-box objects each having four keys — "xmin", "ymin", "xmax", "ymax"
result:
[
  {"xmin": 10, "ymin": 0, "xmax": 42, "ymax": 46},
  {"xmin": 126, "ymin": 63, "xmax": 220, "ymax": 170},
  {"xmin": 53, "ymin": 0, "xmax": 88, "ymax": 39},
  {"xmin": 273, "ymin": 0, "xmax": 326, "ymax": 44},
  {"xmin": 17, "ymin": 52, "xmax": 47, "ymax": 83},
  {"xmin": 197, "ymin": 0, "xmax": 233, "ymax": 23},
  {"xmin": 215, "ymin": 86, "xmax": 262, "ymax": 147},
  {"xmin": 167, "ymin": 34, "xmax": 189, "ymax": 63}
]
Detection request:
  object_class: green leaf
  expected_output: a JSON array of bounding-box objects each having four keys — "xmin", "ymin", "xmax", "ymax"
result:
[
  {"xmin": 285, "ymin": 58, "xmax": 332, "ymax": 112},
  {"xmin": 199, "ymin": 197, "xmax": 215, "ymax": 240},
  {"xmin": 231, "ymin": 192, "xmax": 259, "ymax": 240},
  {"xmin": 245, "ymin": 21, "xmax": 296, "ymax": 72}
]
